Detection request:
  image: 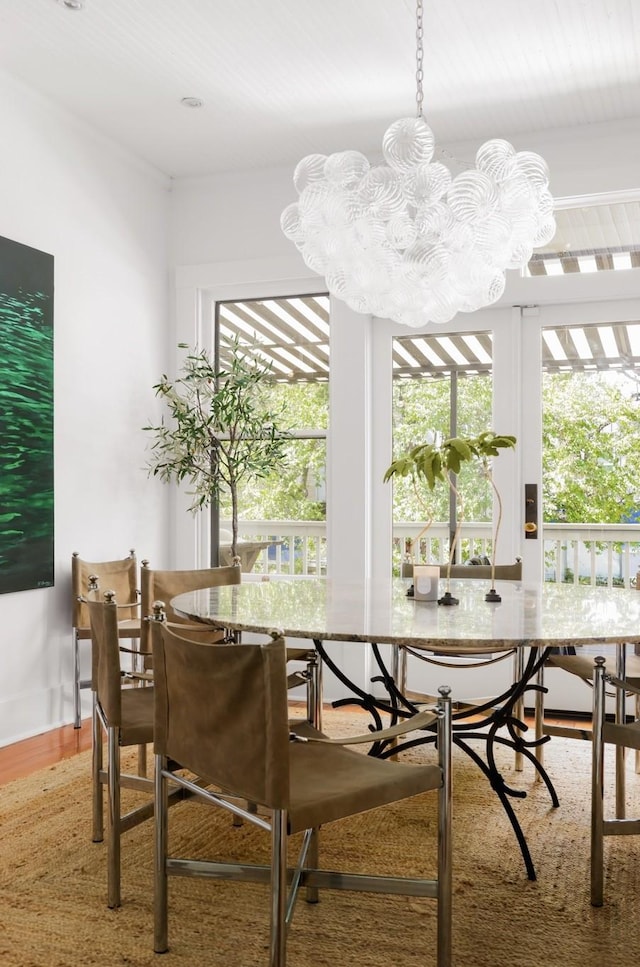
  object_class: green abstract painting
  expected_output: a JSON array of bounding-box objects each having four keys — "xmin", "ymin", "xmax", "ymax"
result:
[{"xmin": 0, "ymin": 235, "xmax": 54, "ymax": 594}]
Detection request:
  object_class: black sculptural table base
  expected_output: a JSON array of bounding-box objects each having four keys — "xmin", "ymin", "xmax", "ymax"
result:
[{"xmin": 312, "ymin": 637, "xmax": 557, "ymax": 882}]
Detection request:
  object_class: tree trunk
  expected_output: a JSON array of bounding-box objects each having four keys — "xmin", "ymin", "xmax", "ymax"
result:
[{"xmin": 230, "ymin": 483, "xmax": 239, "ymax": 562}]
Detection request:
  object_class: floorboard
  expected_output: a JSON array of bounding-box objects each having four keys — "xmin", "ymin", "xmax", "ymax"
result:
[{"xmin": 0, "ymin": 719, "xmax": 92, "ymax": 785}]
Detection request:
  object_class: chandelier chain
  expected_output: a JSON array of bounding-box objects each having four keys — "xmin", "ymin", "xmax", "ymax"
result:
[{"xmin": 415, "ymin": 0, "xmax": 424, "ymax": 118}]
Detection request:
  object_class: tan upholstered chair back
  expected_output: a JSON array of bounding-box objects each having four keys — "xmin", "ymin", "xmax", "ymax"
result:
[
  {"xmin": 151, "ymin": 621, "xmax": 290, "ymax": 809},
  {"xmin": 87, "ymin": 599, "xmax": 124, "ymax": 725},
  {"xmin": 438, "ymin": 561, "xmax": 522, "ymax": 581},
  {"xmin": 140, "ymin": 564, "xmax": 241, "ymax": 652},
  {"xmin": 72, "ymin": 551, "xmax": 139, "ymax": 629}
]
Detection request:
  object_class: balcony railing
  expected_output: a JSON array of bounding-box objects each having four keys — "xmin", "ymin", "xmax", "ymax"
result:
[
  {"xmin": 226, "ymin": 519, "xmax": 640, "ymax": 587},
  {"xmin": 223, "ymin": 520, "xmax": 328, "ymax": 576},
  {"xmin": 542, "ymin": 522, "xmax": 640, "ymax": 588}
]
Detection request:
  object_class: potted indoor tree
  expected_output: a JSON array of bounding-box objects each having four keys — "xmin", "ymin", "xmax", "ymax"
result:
[
  {"xmin": 384, "ymin": 431, "xmax": 516, "ymax": 604},
  {"xmin": 144, "ymin": 338, "xmax": 290, "ymax": 562}
]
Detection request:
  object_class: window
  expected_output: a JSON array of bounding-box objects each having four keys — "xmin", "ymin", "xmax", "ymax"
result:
[
  {"xmin": 213, "ymin": 294, "xmax": 330, "ymax": 574},
  {"xmin": 391, "ymin": 330, "xmax": 493, "ymax": 570}
]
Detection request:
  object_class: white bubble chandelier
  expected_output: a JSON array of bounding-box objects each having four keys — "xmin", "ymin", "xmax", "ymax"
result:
[{"xmin": 281, "ymin": 0, "xmax": 556, "ymax": 328}]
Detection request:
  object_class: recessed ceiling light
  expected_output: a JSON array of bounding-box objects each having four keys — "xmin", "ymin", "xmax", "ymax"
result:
[
  {"xmin": 57, "ymin": 0, "xmax": 84, "ymax": 9},
  {"xmin": 181, "ymin": 97, "xmax": 204, "ymax": 109}
]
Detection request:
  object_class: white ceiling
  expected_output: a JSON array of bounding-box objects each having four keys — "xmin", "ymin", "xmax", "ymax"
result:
[{"xmin": 0, "ymin": 0, "xmax": 639, "ymax": 180}]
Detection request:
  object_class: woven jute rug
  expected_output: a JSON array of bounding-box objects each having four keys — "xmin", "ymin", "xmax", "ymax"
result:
[{"xmin": 1, "ymin": 709, "xmax": 639, "ymax": 967}]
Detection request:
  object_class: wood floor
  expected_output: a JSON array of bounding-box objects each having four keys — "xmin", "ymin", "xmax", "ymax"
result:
[
  {"xmin": 0, "ymin": 718, "xmax": 92, "ymax": 785},
  {"xmin": 0, "ymin": 709, "xmax": 589, "ymax": 787}
]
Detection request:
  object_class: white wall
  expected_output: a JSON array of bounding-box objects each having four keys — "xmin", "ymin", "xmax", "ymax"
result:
[
  {"xmin": 445, "ymin": 117, "xmax": 640, "ymax": 199},
  {"xmin": 0, "ymin": 72, "xmax": 172, "ymax": 745}
]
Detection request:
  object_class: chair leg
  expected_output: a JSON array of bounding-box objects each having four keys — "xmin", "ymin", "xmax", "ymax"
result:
[
  {"xmin": 512, "ymin": 650, "xmax": 525, "ymax": 772},
  {"xmin": 154, "ymin": 754, "xmax": 169, "ymax": 954},
  {"xmin": 635, "ymin": 693, "xmax": 640, "ymax": 775},
  {"xmin": 591, "ymin": 661, "xmax": 606, "ymax": 907},
  {"xmin": 437, "ymin": 687, "xmax": 453, "ymax": 967},
  {"xmin": 91, "ymin": 694, "xmax": 104, "ymax": 843},
  {"xmin": 107, "ymin": 727, "xmax": 121, "ymax": 908},
  {"xmin": 306, "ymin": 651, "xmax": 323, "ymax": 730},
  {"xmin": 437, "ymin": 686, "xmax": 453, "ymax": 967},
  {"xmin": 398, "ymin": 643, "xmax": 408, "ymax": 695},
  {"xmin": 270, "ymin": 810, "xmax": 288, "ymax": 967},
  {"xmin": 533, "ymin": 663, "xmax": 545, "ymax": 776},
  {"xmin": 615, "ymin": 646, "xmax": 626, "ymax": 818},
  {"xmin": 305, "ymin": 827, "xmax": 319, "ymax": 904},
  {"xmin": 137, "ymin": 743, "xmax": 148, "ymax": 778},
  {"xmin": 386, "ymin": 644, "xmax": 406, "ymax": 761},
  {"xmin": 73, "ymin": 630, "xmax": 82, "ymax": 729}
]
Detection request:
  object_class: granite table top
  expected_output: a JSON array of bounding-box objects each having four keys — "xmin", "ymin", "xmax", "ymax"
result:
[{"xmin": 171, "ymin": 576, "xmax": 640, "ymax": 655}]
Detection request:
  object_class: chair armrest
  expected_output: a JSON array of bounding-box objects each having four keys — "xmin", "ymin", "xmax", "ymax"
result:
[
  {"xmin": 121, "ymin": 671, "xmax": 154, "ymax": 683},
  {"xmin": 290, "ymin": 707, "xmax": 437, "ymax": 745},
  {"xmin": 607, "ymin": 674, "xmax": 640, "ymax": 697},
  {"xmin": 77, "ymin": 595, "xmax": 140, "ymax": 610},
  {"xmin": 287, "ymin": 671, "xmax": 308, "ymax": 689}
]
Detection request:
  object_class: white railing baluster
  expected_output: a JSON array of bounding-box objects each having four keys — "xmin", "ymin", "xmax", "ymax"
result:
[
  {"xmin": 223, "ymin": 519, "xmax": 640, "ymax": 584},
  {"xmin": 554, "ymin": 540, "xmax": 562, "ymax": 583}
]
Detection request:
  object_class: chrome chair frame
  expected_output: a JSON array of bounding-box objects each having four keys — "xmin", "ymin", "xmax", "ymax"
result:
[
  {"xmin": 151, "ymin": 619, "xmax": 453, "ymax": 967},
  {"xmin": 591, "ymin": 655, "xmax": 640, "ymax": 906},
  {"xmin": 88, "ymin": 596, "xmax": 182, "ymax": 908},
  {"xmin": 72, "ymin": 549, "xmax": 141, "ymax": 728},
  {"xmin": 536, "ymin": 643, "xmax": 640, "ymax": 808}
]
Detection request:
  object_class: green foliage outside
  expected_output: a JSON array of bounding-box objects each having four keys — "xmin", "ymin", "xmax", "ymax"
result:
[
  {"xmin": 542, "ymin": 371, "xmax": 640, "ymax": 523},
  {"xmin": 390, "ymin": 368, "xmax": 640, "ymax": 529},
  {"xmin": 219, "ymin": 381, "xmax": 329, "ymax": 523}
]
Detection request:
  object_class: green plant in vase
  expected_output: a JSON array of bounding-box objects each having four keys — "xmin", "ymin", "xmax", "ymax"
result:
[{"xmin": 384, "ymin": 431, "xmax": 516, "ymax": 604}]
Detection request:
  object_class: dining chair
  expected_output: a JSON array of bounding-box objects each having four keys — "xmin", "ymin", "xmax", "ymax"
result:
[
  {"xmin": 437, "ymin": 561, "xmax": 522, "ymax": 581},
  {"xmin": 140, "ymin": 561, "xmax": 322, "ymax": 728},
  {"xmin": 535, "ymin": 645, "xmax": 640, "ymax": 790},
  {"xmin": 590, "ymin": 655, "xmax": 640, "ymax": 905},
  {"xmin": 88, "ymin": 595, "xmax": 181, "ymax": 909},
  {"xmin": 397, "ymin": 560, "xmax": 522, "ymax": 709},
  {"xmin": 393, "ymin": 559, "xmax": 526, "ymax": 768},
  {"xmin": 150, "ymin": 615, "xmax": 453, "ymax": 967},
  {"xmin": 139, "ymin": 560, "xmax": 242, "ymax": 657},
  {"xmin": 71, "ymin": 550, "xmax": 142, "ymax": 728}
]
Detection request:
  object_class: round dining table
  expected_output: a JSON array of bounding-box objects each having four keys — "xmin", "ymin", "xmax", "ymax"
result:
[
  {"xmin": 171, "ymin": 574, "xmax": 640, "ymax": 652},
  {"xmin": 171, "ymin": 574, "xmax": 640, "ymax": 881}
]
